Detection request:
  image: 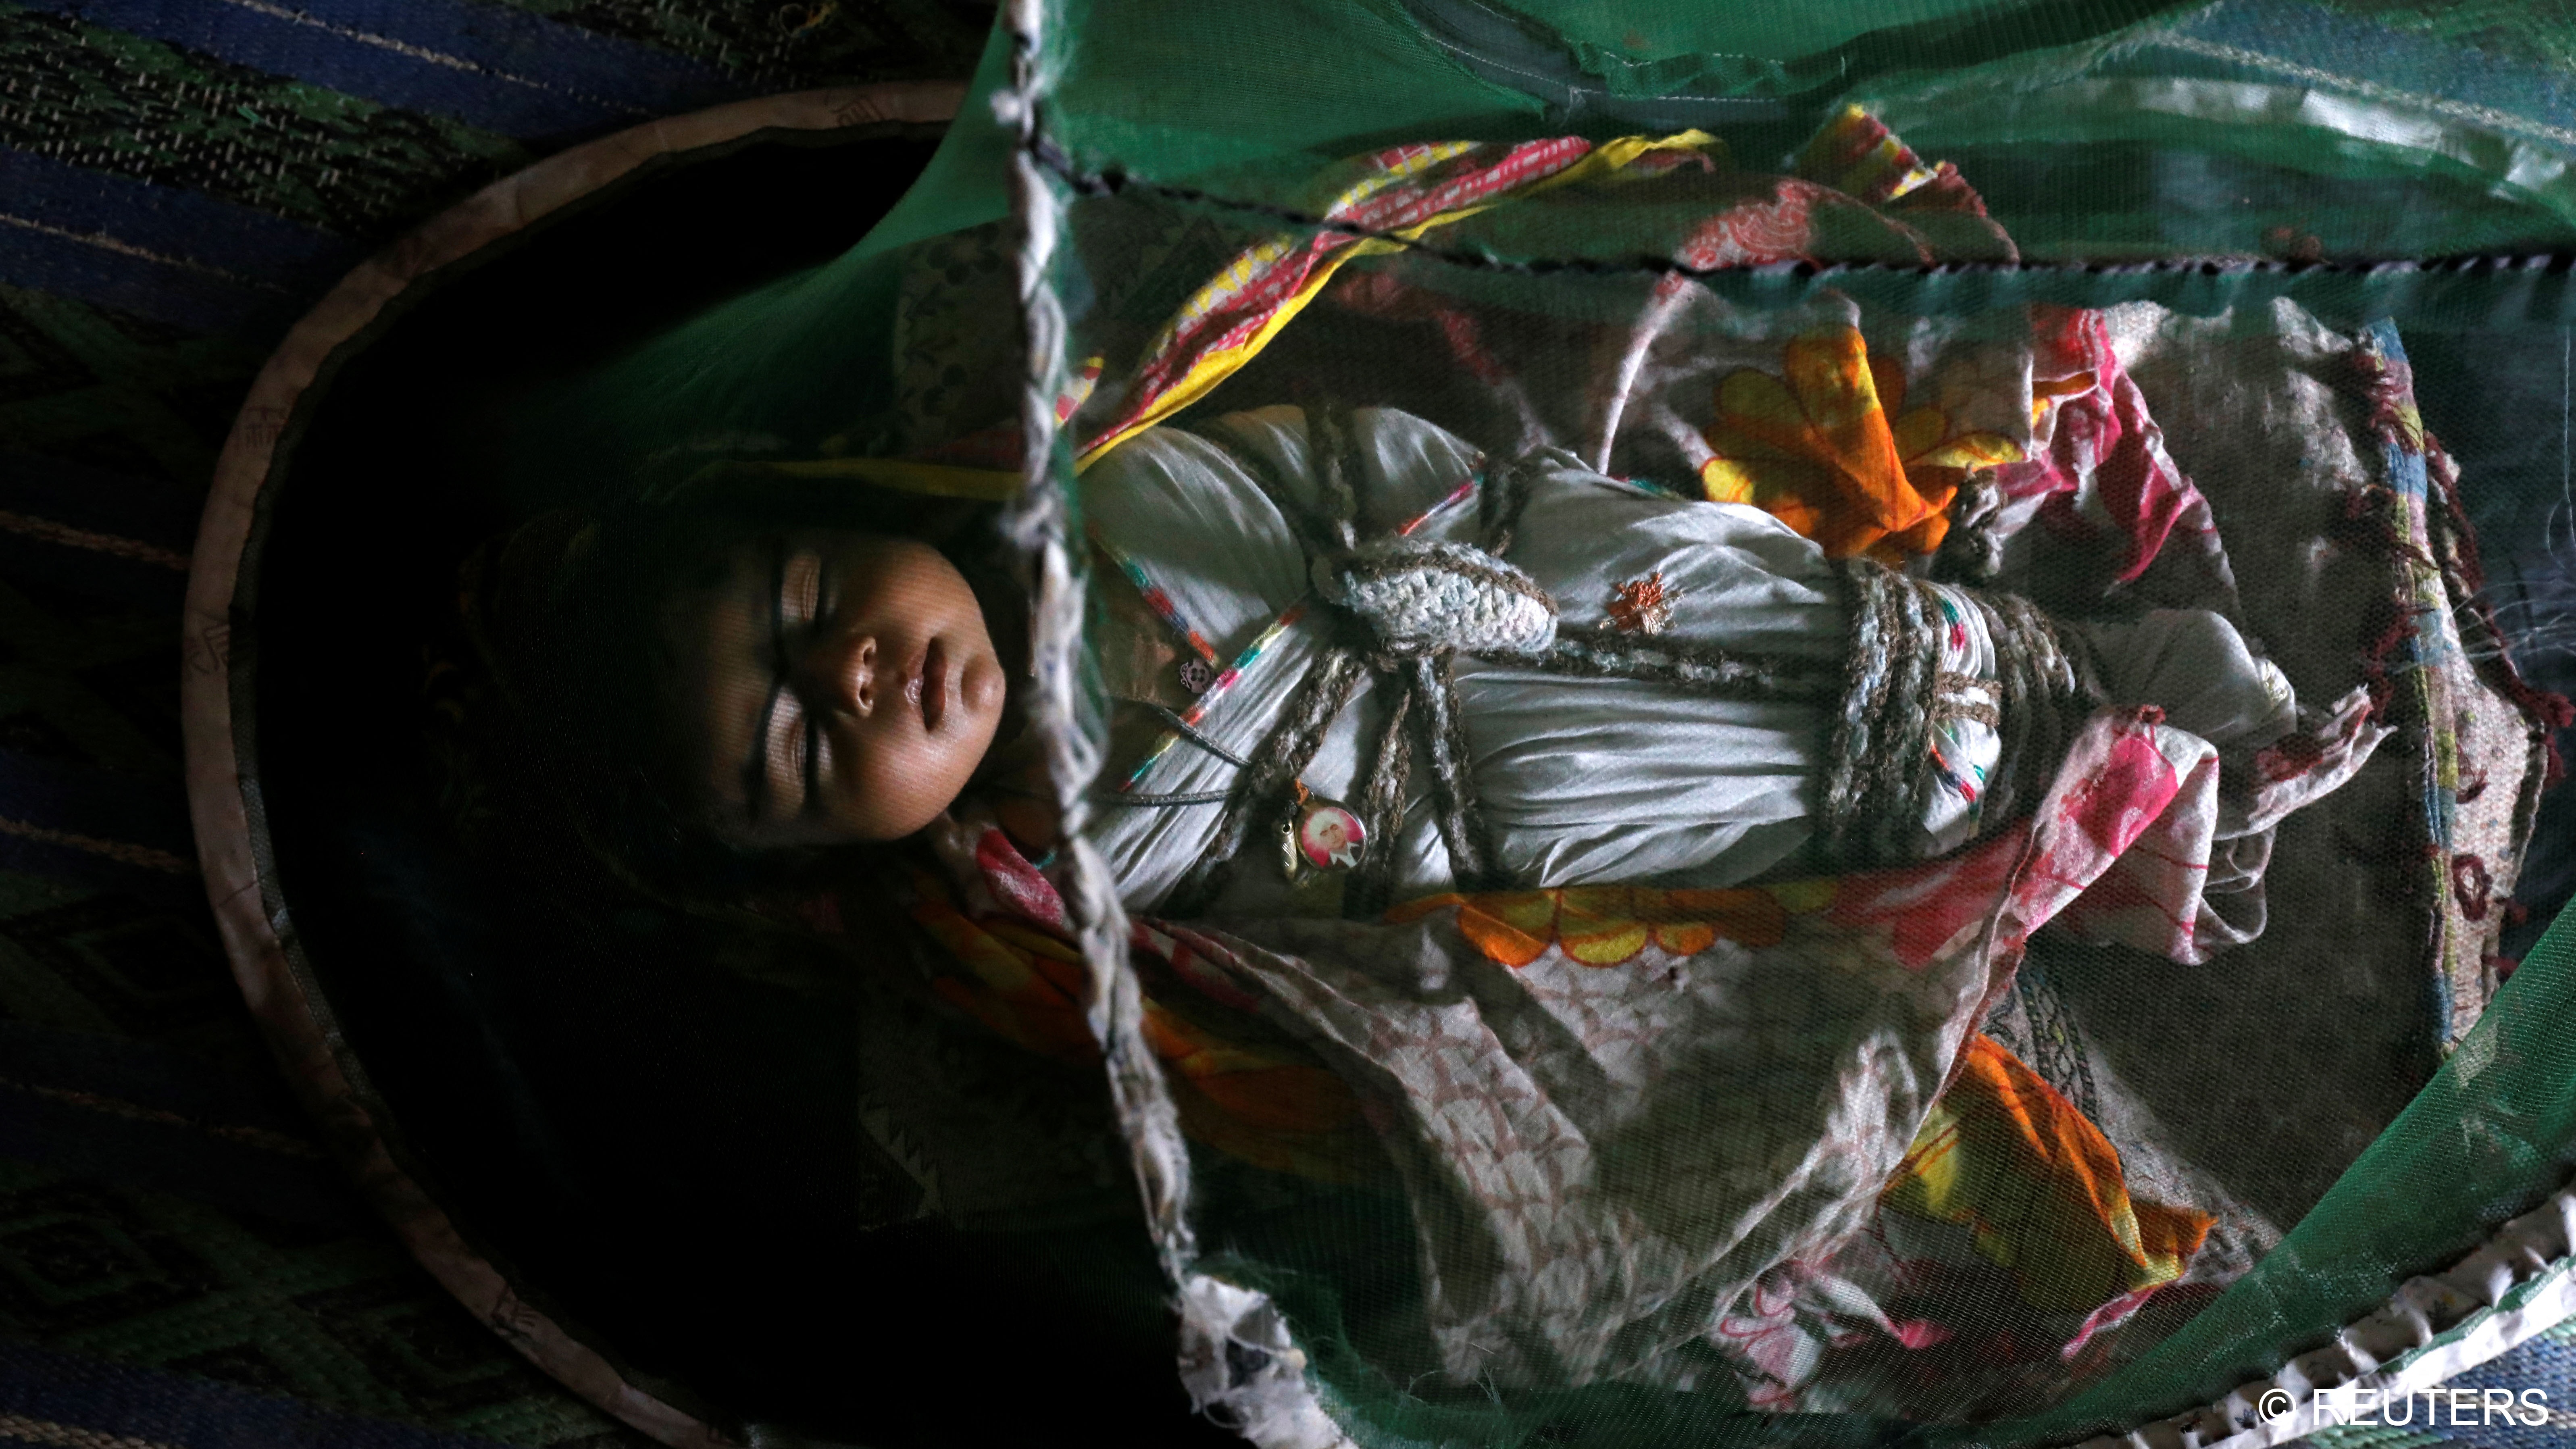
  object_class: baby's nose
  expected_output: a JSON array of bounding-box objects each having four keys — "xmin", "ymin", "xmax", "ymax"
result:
[{"xmin": 800, "ymin": 631, "xmax": 877, "ymax": 716}]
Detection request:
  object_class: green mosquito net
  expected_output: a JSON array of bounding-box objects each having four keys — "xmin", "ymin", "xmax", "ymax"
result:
[{"xmin": 448, "ymin": 2, "xmax": 2576, "ymax": 1445}]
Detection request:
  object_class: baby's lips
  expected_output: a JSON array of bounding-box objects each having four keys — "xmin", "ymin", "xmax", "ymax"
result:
[{"xmin": 919, "ymin": 639, "xmax": 949, "ymax": 730}]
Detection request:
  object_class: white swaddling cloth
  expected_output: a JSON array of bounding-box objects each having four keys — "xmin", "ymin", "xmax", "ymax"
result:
[{"xmin": 1081, "ymin": 405, "xmax": 2293, "ymax": 916}]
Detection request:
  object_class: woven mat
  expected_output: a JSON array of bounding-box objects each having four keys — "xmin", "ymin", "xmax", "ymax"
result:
[{"xmin": 0, "ymin": 2, "xmax": 990, "ymax": 1444}]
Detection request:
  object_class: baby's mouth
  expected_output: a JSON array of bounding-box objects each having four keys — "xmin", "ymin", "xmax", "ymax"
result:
[{"xmin": 918, "ymin": 639, "xmax": 948, "ymax": 731}]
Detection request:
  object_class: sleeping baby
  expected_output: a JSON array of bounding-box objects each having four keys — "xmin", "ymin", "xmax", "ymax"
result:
[{"xmin": 523, "ymin": 401, "xmax": 2324, "ymax": 932}]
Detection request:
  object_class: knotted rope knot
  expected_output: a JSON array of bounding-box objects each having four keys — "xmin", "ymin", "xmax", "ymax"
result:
[
  {"xmin": 1316, "ymin": 538, "xmax": 1558, "ymax": 658},
  {"xmin": 1821, "ymin": 558, "xmax": 2107, "ymax": 868}
]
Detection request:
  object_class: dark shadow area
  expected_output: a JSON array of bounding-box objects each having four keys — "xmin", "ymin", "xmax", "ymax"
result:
[{"xmin": 243, "ymin": 125, "xmax": 1233, "ymax": 1446}]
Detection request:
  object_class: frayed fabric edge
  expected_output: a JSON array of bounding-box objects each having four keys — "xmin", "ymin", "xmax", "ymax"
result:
[
  {"xmin": 998, "ymin": 4, "xmax": 1351, "ymax": 1445},
  {"xmin": 2072, "ymin": 1181, "xmax": 2576, "ymax": 1449}
]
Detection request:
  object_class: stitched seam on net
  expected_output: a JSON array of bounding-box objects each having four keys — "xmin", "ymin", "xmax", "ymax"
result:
[
  {"xmin": 1025, "ymin": 131, "xmax": 2576, "ymax": 280},
  {"xmin": 2068, "ymin": 1178, "xmax": 2576, "ymax": 1449}
]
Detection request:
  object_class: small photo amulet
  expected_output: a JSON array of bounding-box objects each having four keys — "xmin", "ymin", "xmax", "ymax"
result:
[{"xmin": 1291, "ymin": 797, "xmax": 1366, "ymax": 872}]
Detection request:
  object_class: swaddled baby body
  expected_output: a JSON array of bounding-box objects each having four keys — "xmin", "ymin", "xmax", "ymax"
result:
[
  {"xmin": 650, "ymin": 403, "xmax": 2299, "ymax": 928},
  {"xmin": 1077, "ymin": 404, "xmax": 2293, "ymax": 915}
]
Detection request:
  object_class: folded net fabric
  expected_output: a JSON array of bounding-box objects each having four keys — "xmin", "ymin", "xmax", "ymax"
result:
[{"xmin": 451, "ymin": 4, "xmax": 2576, "ymax": 1445}]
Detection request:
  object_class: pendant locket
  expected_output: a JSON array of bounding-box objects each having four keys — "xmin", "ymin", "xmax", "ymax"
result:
[{"xmin": 1281, "ymin": 785, "xmax": 1366, "ymax": 877}]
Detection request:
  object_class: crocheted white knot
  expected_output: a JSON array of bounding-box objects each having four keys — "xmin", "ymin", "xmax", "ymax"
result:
[{"xmin": 1317, "ymin": 539, "xmax": 1558, "ymax": 656}]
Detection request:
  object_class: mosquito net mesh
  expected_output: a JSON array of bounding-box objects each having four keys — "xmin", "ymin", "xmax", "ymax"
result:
[{"xmin": 419, "ymin": 3, "xmax": 2576, "ymax": 1444}]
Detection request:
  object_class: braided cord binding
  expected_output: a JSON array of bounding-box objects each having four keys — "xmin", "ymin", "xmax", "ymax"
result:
[
  {"xmin": 1869, "ymin": 574, "xmax": 1943, "ymax": 862},
  {"xmin": 1409, "ymin": 652, "xmax": 1495, "ymax": 889},
  {"xmin": 1478, "ymin": 450, "xmax": 1547, "ymax": 560},
  {"xmin": 1345, "ymin": 678, "xmax": 1416, "ymax": 917},
  {"xmin": 1165, "ymin": 646, "xmax": 1369, "ymax": 914},
  {"xmin": 1976, "ymin": 591, "xmax": 2106, "ymax": 825},
  {"xmin": 1822, "ymin": 558, "xmax": 1902, "ymax": 856},
  {"xmin": 1308, "ymin": 397, "xmax": 1366, "ymax": 547},
  {"xmin": 1824, "ymin": 559, "xmax": 2112, "ymax": 868},
  {"xmin": 1523, "ymin": 623, "xmax": 1840, "ymax": 702}
]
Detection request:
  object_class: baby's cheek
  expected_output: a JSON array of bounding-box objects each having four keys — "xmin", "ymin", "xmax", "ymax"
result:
[{"xmin": 847, "ymin": 730, "xmax": 980, "ymax": 839}]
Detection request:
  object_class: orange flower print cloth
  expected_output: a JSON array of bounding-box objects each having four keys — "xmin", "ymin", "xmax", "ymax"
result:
[
  {"xmin": 1699, "ymin": 327, "xmax": 2023, "ymax": 561},
  {"xmin": 1882, "ymin": 1034, "xmax": 2214, "ymax": 1311},
  {"xmin": 1384, "ymin": 882, "xmax": 1811, "ymax": 966}
]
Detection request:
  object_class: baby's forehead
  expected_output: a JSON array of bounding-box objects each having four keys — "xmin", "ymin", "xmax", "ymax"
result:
[
  {"xmin": 652, "ymin": 526, "xmax": 845, "ymax": 623},
  {"xmin": 652, "ymin": 539, "xmax": 762, "ymax": 651},
  {"xmin": 648, "ymin": 541, "xmax": 772, "ymax": 812},
  {"xmin": 679, "ymin": 524, "xmax": 893, "ymax": 585},
  {"xmin": 648, "ymin": 520, "xmax": 932, "ymax": 702}
]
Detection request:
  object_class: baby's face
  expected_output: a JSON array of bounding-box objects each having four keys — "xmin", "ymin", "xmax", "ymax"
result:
[{"xmin": 671, "ymin": 529, "xmax": 1005, "ymax": 845}]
